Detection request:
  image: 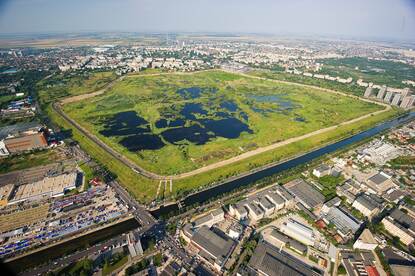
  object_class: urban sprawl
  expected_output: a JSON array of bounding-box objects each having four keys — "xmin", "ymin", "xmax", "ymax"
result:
[{"xmin": 0, "ymin": 34, "xmax": 414, "ymax": 276}]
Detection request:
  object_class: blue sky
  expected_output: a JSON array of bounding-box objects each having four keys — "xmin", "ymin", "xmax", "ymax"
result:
[{"xmin": 0, "ymin": 0, "xmax": 414, "ymax": 41}]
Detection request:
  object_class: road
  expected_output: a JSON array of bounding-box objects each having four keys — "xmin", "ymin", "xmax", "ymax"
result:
[
  {"xmin": 54, "ymin": 69, "xmax": 392, "ymax": 181},
  {"xmin": 108, "ymin": 180, "xmax": 156, "ymax": 228}
]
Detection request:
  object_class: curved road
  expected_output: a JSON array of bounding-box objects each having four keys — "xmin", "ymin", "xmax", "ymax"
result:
[{"xmin": 54, "ymin": 70, "xmax": 391, "ymax": 180}]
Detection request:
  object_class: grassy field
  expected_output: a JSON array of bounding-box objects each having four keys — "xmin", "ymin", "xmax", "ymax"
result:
[
  {"xmin": 63, "ymin": 70, "xmax": 383, "ymax": 175},
  {"xmin": 42, "ymin": 70, "xmax": 402, "ymax": 203},
  {"xmin": 0, "ymin": 149, "xmax": 64, "ymax": 174},
  {"xmin": 37, "ymin": 71, "xmax": 116, "ymax": 108}
]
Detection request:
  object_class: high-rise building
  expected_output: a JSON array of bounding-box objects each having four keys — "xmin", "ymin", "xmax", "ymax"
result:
[
  {"xmin": 391, "ymin": 93, "xmax": 402, "ymax": 106},
  {"xmin": 376, "ymin": 86, "xmax": 387, "ymax": 100},
  {"xmin": 400, "ymin": 95, "xmax": 415, "ymax": 109},
  {"xmin": 364, "ymin": 87, "xmax": 373, "ymax": 98},
  {"xmin": 384, "ymin": 91, "xmax": 394, "ymax": 103}
]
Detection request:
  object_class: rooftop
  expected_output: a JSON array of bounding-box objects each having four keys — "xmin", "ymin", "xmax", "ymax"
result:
[
  {"xmin": 10, "ymin": 172, "xmax": 78, "ymax": 204},
  {"xmin": 248, "ymin": 241, "xmax": 323, "ymax": 276},
  {"xmin": 325, "ymin": 207, "xmax": 362, "ymax": 237},
  {"xmin": 0, "ymin": 121, "xmax": 42, "ymax": 140},
  {"xmin": 191, "ymin": 226, "xmax": 236, "ymax": 267},
  {"xmin": 368, "ymin": 172, "xmax": 390, "ymax": 185},
  {"xmin": 284, "ymin": 179, "xmax": 325, "ymax": 209}
]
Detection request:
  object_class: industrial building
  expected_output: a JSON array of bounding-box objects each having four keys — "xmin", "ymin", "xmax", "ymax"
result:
[
  {"xmin": 365, "ymin": 172, "xmax": 396, "ymax": 195},
  {"xmin": 0, "ymin": 122, "xmax": 48, "ymax": 155},
  {"xmin": 0, "ymin": 184, "xmax": 14, "ymax": 206},
  {"xmin": 323, "ymin": 207, "xmax": 362, "ymax": 239},
  {"xmin": 352, "ymin": 194, "xmax": 382, "ymax": 220},
  {"xmin": 247, "ymin": 241, "xmax": 323, "ymax": 276},
  {"xmin": 340, "ymin": 250, "xmax": 382, "ymax": 276},
  {"xmin": 353, "ymin": 229, "xmax": 378, "ymax": 251},
  {"xmin": 265, "ymin": 229, "xmax": 307, "ymax": 255},
  {"xmin": 284, "ymin": 179, "xmax": 325, "ymax": 210},
  {"xmin": 228, "ymin": 184, "xmax": 294, "ymax": 222},
  {"xmin": 193, "ymin": 208, "xmax": 225, "ymax": 228},
  {"xmin": 279, "ymin": 218, "xmax": 315, "ymax": 246},
  {"xmin": 381, "ymin": 209, "xmax": 415, "ymax": 246},
  {"xmin": 190, "ymin": 226, "xmax": 237, "ymax": 271},
  {"xmin": 312, "ymin": 164, "xmax": 331, "ymax": 178},
  {"xmin": 8, "ymin": 172, "xmax": 78, "ymax": 205}
]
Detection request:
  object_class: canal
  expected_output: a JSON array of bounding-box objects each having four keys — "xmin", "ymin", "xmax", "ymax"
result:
[
  {"xmin": 4, "ymin": 218, "xmax": 139, "ymax": 274},
  {"xmin": 151, "ymin": 112, "xmax": 415, "ymax": 218}
]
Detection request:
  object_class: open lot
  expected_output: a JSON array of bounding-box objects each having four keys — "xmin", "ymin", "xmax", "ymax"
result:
[{"xmin": 62, "ymin": 70, "xmax": 383, "ymax": 175}]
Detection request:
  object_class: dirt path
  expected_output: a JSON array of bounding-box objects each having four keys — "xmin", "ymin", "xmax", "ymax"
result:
[{"xmin": 58, "ymin": 70, "xmax": 391, "ymax": 180}]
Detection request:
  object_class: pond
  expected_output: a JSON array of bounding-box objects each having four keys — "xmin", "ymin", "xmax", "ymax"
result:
[
  {"xmin": 249, "ymin": 94, "xmax": 297, "ymax": 113},
  {"xmin": 176, "ymin": 86, "xmax": 217, "ymax": 99},
  {"xmin": 99, "ymin": 111, "xmax": 165, "ymax": 151}
]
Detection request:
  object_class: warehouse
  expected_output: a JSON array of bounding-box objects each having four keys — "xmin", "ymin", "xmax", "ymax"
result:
[
  {"xmin": 4, "ymin": 132, "xmax": 48, "ymax": 154},
  {"xmin": 9, "ymin": 172, "xmax": 78, "ymax": 205},
  {"xmin": 248, "ymin": 241, "xmax": 323, "ymax": 276},
  {"xmin": 280, "ymin": 218, "xmax": 315, "ymax": 246},
  {"xmin": 190, "ymin": 226, "xmax": 236, "ymax": 271},
  {"xmin": 284, "ymin": 179, "xmax": 325, "ymax": 210}
]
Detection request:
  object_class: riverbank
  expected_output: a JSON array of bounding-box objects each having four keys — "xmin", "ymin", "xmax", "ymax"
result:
[{"xmin": 4, "ymin": 216, "xmax": 139, "ymax": 274}]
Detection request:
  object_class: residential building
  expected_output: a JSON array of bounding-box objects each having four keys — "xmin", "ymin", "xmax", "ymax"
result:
[
  {"xmin": 364, "ymin": 87, "xmax": 373, "ymax": 98},
  {"xmin": 384, "ymin": 91, "xmax": 394, "ymax": 103},
  {"xmin": 391, "ymin": 93, "xmax": 402, "ymax": 106},
  {"xmin": 400, "ymin": 95, "xmax": 415, "ymax": 109},
  {"xmin": 376, "ymin": 86, "xmax": 387, "ymax": 100}
]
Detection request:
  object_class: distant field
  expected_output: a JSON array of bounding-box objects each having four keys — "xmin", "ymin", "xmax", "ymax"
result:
[
  {"xmin": 317, "ymin": 57, "xmax": 415, "ymax": 88},
  {"xmin": 63, "ymin": 70, "xmax": 383, "ymax": 175},
  {"xmin": 37, "ymin": 71, "xmax": 116, "ymax": 108}
]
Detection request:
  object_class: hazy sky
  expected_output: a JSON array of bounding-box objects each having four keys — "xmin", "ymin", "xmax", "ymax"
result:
[{"xmin": 0, "ymin": 0, "xmax": 414, "ymax": 41}]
